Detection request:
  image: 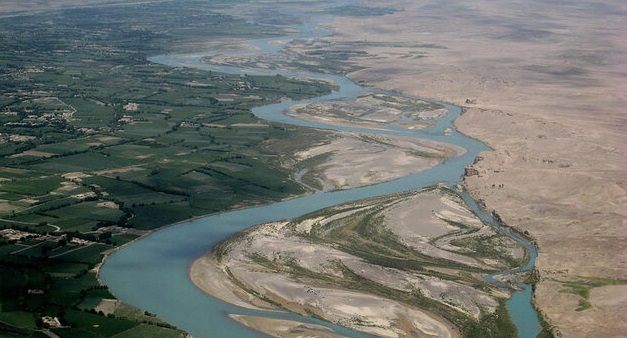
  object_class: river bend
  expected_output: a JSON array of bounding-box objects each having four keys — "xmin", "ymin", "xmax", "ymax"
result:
[{"xmin": 100, "ymin": 12, "xmax": 541, "ymax": 338}]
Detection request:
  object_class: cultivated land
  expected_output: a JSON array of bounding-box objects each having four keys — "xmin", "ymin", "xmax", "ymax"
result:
[
  {"xmin": 0, "ymin": 1, "xmax": 337, "ymax": 337},
  {"xmin": 191, "ymin": 186, "xmax": 524, "ymax": 337}
]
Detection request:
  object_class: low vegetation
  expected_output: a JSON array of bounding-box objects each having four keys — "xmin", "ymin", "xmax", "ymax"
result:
[{"xmin": 558, "ymin": 277, "xmax": 627, "ymax": 312}]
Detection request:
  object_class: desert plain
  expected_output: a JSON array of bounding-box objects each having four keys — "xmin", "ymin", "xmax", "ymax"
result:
[{"xmin": 307, "ymin": 1, "xmax": 626, "ymax": 337}]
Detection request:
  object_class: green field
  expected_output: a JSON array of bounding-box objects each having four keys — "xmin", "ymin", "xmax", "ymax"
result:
[{"xmin": 0, "ymin": 0, "xmax": 336, "ymax": 336}]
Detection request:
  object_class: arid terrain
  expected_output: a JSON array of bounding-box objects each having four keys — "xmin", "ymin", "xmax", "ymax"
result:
[{"xmin": 306, "ymin": 1, "xmax": 626, "ymax": 337}]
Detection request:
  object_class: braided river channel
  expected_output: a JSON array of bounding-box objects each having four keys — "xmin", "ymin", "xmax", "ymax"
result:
[{"xmin": 100, "ymin": 11, "xmax": 542, "ymax": 338}]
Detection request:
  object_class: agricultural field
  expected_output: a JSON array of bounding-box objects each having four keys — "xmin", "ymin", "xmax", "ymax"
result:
[{"xmin": 0, "ymin": 1, "xmax": 334, "ymax": 336}]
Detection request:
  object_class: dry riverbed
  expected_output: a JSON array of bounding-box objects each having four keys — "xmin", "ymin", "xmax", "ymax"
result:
[{"xmin": 286, "ymin": 131, "xmax": 461, "ymax": 191}]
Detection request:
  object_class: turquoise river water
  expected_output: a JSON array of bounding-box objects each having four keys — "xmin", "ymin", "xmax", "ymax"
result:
[{"xmin": 100, "ymin": 6, "xmax": 542, "ymax": 338}]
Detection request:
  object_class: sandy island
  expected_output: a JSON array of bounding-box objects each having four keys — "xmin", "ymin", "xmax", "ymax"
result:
[
  {"xmin": 191, "ymin": 187, "xmax": 525, "ymax": 337},
  {"xmin": 229, "ymin": 314, "xmax": 347, "ymax": 338}
]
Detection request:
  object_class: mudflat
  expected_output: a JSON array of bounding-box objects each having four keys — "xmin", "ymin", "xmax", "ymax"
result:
[{"xmin": 311, "ymin": 1, "xmax": 626, "ymax": 336}]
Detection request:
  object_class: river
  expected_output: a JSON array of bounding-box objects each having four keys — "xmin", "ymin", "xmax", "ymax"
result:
[{"xmin": 100, "ymin": 4, "xmax": 541, "ymax": 338}]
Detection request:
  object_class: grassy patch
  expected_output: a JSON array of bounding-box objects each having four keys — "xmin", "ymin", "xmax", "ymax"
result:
[
  {"xmin": 53, "ymin": 244, "xmax": 112, "ymax": 265},
  {"xmin": 0, "ymin": 312, "xmax": 37, "ymax": 330},
  {"xmin": 54, "ymin": 310, "xmax": 138, "ymax": 337},
  {"xmin": 559, "ymin": 277, "xmax": 627, "ymax": 311}
]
